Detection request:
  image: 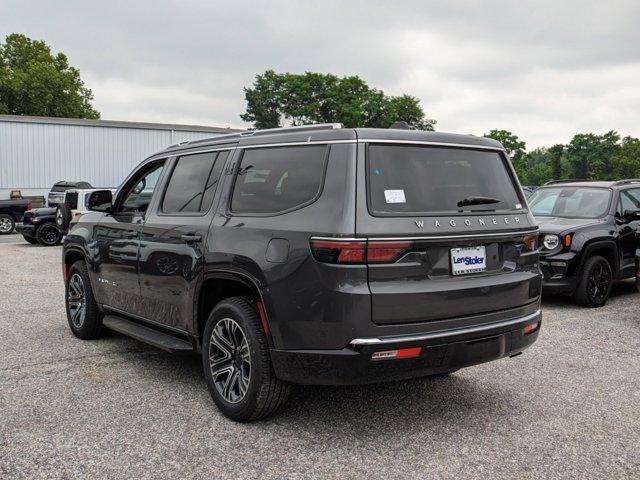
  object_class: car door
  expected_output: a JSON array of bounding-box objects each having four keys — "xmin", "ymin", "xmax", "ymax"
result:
[
  {"xmin": 616, "ymin": 188, "xmax": 640, "ymax": 277},
  {"xmin": 94, "ymin": 160, "xmax": 166, "ymax": 316},
  {"xmin": 138, "ymin": 148, "xmax": 231, "ymax": 331}
]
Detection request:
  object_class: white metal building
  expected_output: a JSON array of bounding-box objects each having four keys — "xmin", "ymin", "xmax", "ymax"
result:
[{"xmin": 0, "ymin": 115, "xmax": 241, "ymax": 199}]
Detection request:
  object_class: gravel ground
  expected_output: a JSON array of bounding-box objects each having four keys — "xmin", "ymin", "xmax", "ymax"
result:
[{"xmin": 1, "ymin": 234, "xmax": 639, "ymax": 479}]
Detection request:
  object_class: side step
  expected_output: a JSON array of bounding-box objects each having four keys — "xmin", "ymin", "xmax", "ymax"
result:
[{"xmin": 103, "ymin": 315, "xmax": 194, "ymax": 353}]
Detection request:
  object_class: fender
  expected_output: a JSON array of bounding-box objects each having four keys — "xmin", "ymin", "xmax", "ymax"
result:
[
  {"xmin": 579, "ymin": 238, "xmax": 619, "ymax": 275},
  {"xmin": 196, "ymin": 268, "xmax": 276, "ymax": 350}
]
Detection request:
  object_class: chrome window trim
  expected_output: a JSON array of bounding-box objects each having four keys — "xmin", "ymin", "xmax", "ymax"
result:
[{"xmin": 350, "ymin": 310, "xmax": 541, "ymax": 346}]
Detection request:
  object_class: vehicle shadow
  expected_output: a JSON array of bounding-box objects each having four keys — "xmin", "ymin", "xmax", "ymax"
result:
[{"xmin": 542, "ymin": 278, "xmax": 637, "ymax": 307}]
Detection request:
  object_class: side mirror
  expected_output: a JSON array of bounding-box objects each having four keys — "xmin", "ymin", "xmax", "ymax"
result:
[
  {"xmin": 624, "ymin": 208, "xmax": 640, "ymax": 222},
  {"xmin": 87, "ymin": 190, "xmax": 113, "ymax": 212}
]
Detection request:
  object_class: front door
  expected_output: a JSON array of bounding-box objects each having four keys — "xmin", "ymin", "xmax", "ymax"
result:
[
  {"xmin": 617, "ymin": 188, "xmax": 640, "ymax": 277},
  {"xmin": 138, "ymin": 149, "xmax": 230, "ymax": 331},
  {"xmin": 94, "ymin": 161, "xmax": 166, "ymax": 316}
]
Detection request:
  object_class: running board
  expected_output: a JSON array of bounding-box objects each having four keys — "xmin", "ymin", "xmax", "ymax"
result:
[{"xmin": 102, "ymin": 315, "xmax": 194, "ymax": 353}]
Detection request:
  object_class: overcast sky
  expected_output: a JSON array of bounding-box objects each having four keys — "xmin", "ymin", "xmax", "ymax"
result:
[{"xmin": 2, "ymin": 0, "xmax": 639, "ymax": 148}]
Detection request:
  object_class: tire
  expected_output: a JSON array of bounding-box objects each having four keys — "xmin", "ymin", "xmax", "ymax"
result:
[
  {"xmin": 23, "ymin": 236, "xmax": 39, "ymax": 244},
  {"xmin": 202, "ymin": 296, "xmax": 290, "ymax": 422},
  {"xmin": 36, "ymin": 223, "xmax": 62, "ymax": 246},
  {"xmin": 56, "ymin": 204, "xmax": 72, "ymax": 231},
  {"xmin": 574, "ymin": 255, "xmax": 613, "ymax": 307},
  {"xmin": 0, "ymin": 214, "xmax": 15, "ymax": 235},
  {"xmin": 65, "ymin": 260, "xmax": 104, "ymax": 339}
]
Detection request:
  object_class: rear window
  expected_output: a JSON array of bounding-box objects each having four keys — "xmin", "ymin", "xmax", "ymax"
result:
[
  {"xmin": 367, "ymin": 144, "xmax": 521, "ymax": 215},
  {"xmin": 231, "ymin": 145, "xmax": 327, "ymax": 214}
]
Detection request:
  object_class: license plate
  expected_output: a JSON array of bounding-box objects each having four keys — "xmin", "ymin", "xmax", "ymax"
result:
[{"xmin": 450, "ymin": 246, "xmax": 486, "ymax": 275}]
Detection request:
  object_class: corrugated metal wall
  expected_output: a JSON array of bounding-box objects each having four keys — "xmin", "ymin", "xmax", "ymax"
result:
[{"xmin": 0, "ymin": 117, "xmax": 233, "ymax": 197}]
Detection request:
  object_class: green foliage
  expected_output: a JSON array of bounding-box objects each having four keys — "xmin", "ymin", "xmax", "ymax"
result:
[
  {"xmin": 485, "ymin": 129, "xmax": 640, "ymax": 185},
  {"xmin": 241, "ymin": 70, "xmax": 436, "ymax": 130},
  {"xmin": 0, "ymin": 33, "xmax": 99, "ymax": 119}
]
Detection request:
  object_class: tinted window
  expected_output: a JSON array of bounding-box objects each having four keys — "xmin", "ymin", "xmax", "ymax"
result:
[
  {"xmin": 368, "ymin": 145, "xmax": 521, "ymax": 214},
  {"xmin": 162, "ymin": 152, "xmax": 227, "ymax": 213},
  {"xmin": 231, "ymin": 145, "xmax": 326, "ymax": 214},
  {"xmin": 528, "ymin": 187, "xmax": 611, "ymax": 218},
  {"xmin": 122, "ymin": 163, "xmax": 165, "ymax": 213},
  {"xmin": 620, "ymin": 189, "xmax": 640, "ymax": 213}
]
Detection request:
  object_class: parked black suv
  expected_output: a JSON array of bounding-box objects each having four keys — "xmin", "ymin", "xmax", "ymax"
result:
[
  {"xmin": 62, "ymin": 124, "xmax": 542, "ymax": 421},
  {"xmin": 528, "ymin": 180, "xmax": 640, "ymax": 307}
]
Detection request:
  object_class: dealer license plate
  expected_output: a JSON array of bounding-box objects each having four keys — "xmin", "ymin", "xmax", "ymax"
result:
[{"xmin": 450, "ymin": 246, "xmax": 487, "ymax": 275}]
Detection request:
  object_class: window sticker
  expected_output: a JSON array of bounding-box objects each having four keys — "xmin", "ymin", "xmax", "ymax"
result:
[{"xmin": 384, "ymin": 189, "xmax": 406, "ymax": 204}]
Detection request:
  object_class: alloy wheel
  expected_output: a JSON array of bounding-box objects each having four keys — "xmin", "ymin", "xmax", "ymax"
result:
[
  {"xmin": 208, "ymin": 318, "xmax": 251, "ymax": 404},
  {"xmin": 588, "ymin": 263, "xmax": 611, "ymax": 303},
  {"xmin": 39, "ymin": 225, "xmax": 60, "ymax": 245},
  {"xmin": 67, "ymin": 273, "xmax": 87, "ymax": 328},
  {"xmin": 0, "ymin": 217, "xmax": 12, "ymax": 233}
]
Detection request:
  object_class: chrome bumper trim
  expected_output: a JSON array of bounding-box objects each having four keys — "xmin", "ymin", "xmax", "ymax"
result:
[{"xmin": 349, "ymin": 309, "xmax": 542, "ymax": 346}]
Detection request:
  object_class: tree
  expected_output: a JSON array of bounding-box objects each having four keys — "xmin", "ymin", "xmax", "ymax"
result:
[
  {"xmin": 0, "ymin": 33, "xmax": 99, "ymax": 118},
  {"xmin": 547, "ymin": 144, "xmax": 565, "ymax": 180},
  {"xmin": 566, "ymin": 131, "xmax": 620, "ymax": 180},
  {"xmin": 483, "ymin": 129, "xmax": 527, "ymax": 179},
  {"xmin": 611, "ymin": 136, "xmax": 640, "ymax": 179},
  {"xmin": 241, "ymin": 70, "xmax": 436, "ymax": 130}
]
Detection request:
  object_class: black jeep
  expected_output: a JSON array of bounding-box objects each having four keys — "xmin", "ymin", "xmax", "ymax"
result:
[
  {"xmin": 62, "ymin": 124, "xmax": 542, "ymax": 421},
  {"xmin": 528, "ymin": 180, "xmax": 640, "ymax": 307}
]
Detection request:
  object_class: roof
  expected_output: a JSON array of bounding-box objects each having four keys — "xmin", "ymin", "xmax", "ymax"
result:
[
  {"xmin": 0, "ymin": 114, "xmax": 243, "ymax": 134},
  {"xmin": 159, "ymin": 124, "xmax": 505, "ymax": 155}
]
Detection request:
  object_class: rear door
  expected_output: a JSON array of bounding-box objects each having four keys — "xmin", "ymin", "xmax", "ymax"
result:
[
  {"xmin": 138, "ymin": 148, "xmax": 231, "ymax": 331},
  {"xmin": 356, "ymin": 142, "xmax": 540, "ymax": 325}
]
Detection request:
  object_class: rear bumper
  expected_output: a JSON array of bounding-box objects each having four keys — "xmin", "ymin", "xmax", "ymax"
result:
[
  {"xmin": 16, "ymin": 224, "xmax": 36, "ymax": 237},
  {"xmin": 271, "ymin": 309, "xmax": 541, "ymax": 385}
]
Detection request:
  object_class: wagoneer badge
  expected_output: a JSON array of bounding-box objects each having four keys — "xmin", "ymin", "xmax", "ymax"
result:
[{"xmin": 414, "ymin": 217, "xmax": 521, "ymax": 228}]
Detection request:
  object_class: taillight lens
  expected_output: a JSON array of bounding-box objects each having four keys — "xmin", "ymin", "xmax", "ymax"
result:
[
  {"xmin": 367, "ymin": 241, "xmax": 413, "ymax": 263},
  {"xmin": 523, "ymin": 233, "xmax": 538, "ymax": 251},
  {"xmin": 310, "ymin": 239, "xmax": 414, "ymax": 264},
  {"xmin": 26, "ymin": 203, "xmax": 33, "ymax": 211},
  {"xmin": 310, "ymin": 240, "xmax": 366, "ymax": 264}
]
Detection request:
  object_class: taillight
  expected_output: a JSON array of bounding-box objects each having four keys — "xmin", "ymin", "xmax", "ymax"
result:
[
  {"xmin": 371, "ymin": 347, "xmax": 422, "ymax": 361},
  {"xmin": 523, "ymin": 322, "xmax": 540, "ymax": 335},
  {"xmin": 367, "ymin": 241, "xmax": 413, "ymax": 263},
  {"xmin": 310, "ymin": 240, "xmax": 366, "ymax": 264},
  {"xmin": 523, "ymin": 233, "xmax": 538, "ymax": 251},
  {"xmin": 310, "ymin": 239, "xmax": 414, "ymax": 264},
  {"xmin": 26, "ymin": 203, "xmax": 33, "ymax": 211}
]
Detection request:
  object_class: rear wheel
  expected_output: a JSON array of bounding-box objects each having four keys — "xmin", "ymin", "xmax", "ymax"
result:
[
  {"xmin": 202, "ymin": 296, "xmax": 290, "ymax": 421},
  {"xmin": 574, "ymin": 255, "xmax": 613, "ymax": 307},
  {"xmin": 0, "ymin": 214, "xmax": 15, "ymax": 234},
  {"xmin": 65, "ymin": 260, "xmax": 104, "ymax": 339},
  {"xmin": 36, "ymin": 223, "xmax": 62, "ymax": 246}
]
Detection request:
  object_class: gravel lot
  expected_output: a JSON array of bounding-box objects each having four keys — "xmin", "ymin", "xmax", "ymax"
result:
[{"xmin": 1, "ymin": 232, "xmax": 639, "ymax": 479}]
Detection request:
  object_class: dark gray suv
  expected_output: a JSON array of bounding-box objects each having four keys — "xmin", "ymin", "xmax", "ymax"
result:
[{"xmin": 62, "ymin": 124, "xmax": 542, "ymax": 421}]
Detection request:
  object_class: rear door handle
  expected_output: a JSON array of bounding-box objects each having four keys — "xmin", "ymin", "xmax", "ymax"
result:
[{"xmin": 181, "ymin": 234, "xmax": 202, "ymax": 243}]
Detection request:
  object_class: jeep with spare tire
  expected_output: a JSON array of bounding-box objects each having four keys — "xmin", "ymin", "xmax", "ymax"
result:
[{"xmin": 62, "ymin": 123, "xmax": 542, "ymax": 421}]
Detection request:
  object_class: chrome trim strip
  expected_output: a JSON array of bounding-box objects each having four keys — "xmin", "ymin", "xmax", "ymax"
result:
[
  {"xmin": 310, "ymin": 229, "xmax": 538, "ymax": 243},
  {"xmin": 240, "ymin": 139, "xmax": 356, "ymax": 149},
  {"xmin": 357, "ymin": 138, "xmax": 506, "ymax": 152},
  {"xmin": 349, "ymin": 310, "xmax": 541, "ymax": 346},
  {"xmin": 104, "ymin": 305, "xmax": 189, "ymax": 337}
]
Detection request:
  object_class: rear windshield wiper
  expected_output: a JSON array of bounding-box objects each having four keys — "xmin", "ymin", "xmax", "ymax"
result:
[{"xmin": 457, "ymin": 196, "xmax": 501, "ymax": 208}]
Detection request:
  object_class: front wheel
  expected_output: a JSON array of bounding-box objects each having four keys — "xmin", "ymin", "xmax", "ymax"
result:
[
  {"xmin": 65, "ymin": 260, "xmax": 104, "ymax": 339},
  {"xmin": 202, "ymin": 296, "xmax": 290, "ymax": 422},
  {"xmin": 36, "ymin": 223, "xmax": 62, "ymax": 246},
  {"xmin": 574, "ymin": 255, "xmax": 613, "ymax": 307},
  {"xmin": 0, "ymin": 214, "xmax": 15, "ymax": 234}
]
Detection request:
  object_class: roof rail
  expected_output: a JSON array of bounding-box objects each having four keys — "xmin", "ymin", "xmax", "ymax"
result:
[
  {"xmin": 543, "ymin": 179, "xmax": 590, "ymax": 186},
  {"xmin": 165, "ymin": 123, "xmax": 343, "ymax": 150},
  {"xmin": 611, "ymin": 179, "xmax": 640, "ymax": 186},
  {"xmin": 240, "ymin": 123, "xmax": 343, "ymax": 137}
]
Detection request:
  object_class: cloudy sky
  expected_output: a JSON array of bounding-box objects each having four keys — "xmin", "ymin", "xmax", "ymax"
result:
[{"xmin": 2, "ymin": 0, "xmax": 639, "ymax": 148}]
